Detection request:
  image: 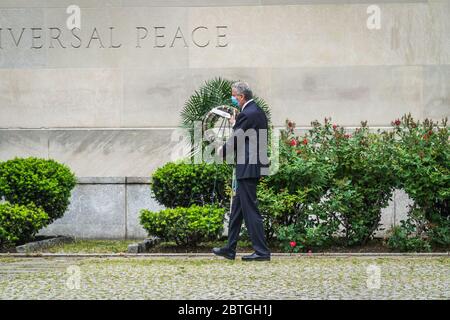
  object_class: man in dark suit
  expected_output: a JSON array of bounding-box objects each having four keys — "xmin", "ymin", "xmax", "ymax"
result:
[{"xmin": 213, "ymin": 82, "xmax": 271, "ymax": 262}]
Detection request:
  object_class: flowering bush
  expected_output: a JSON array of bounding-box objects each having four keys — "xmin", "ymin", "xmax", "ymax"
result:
[
  {"xmin": 277, "ymin": 223, "xmax": 336, "ymax": 252},
  {"xmin": 266, "ymin": 114, "xmax": 449, "ymax": 252},
  {"xmin": 389, "ymin": 114, "xmax": 449, "ymax": 247},
  {"xmin": 257, "ymin": 181, "xmax": 309, "ymax": 241},
  {"xmin": 320, "ymin": 120, "xmax": 397, "ymax": 245},
  {"xmin": 269, "ymin": 118, "xmax": 398, "ymax": 248}
]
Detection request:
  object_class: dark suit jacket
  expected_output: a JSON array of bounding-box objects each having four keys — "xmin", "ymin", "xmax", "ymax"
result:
[{"xmin": 221, "ymin": 100, "xmax": 270, "ymax": 179}]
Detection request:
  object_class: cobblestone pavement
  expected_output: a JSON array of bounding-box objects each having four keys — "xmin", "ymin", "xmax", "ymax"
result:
[{"xmin": 0, "ymin": 256, "xmax": 448, "ymax": 299}]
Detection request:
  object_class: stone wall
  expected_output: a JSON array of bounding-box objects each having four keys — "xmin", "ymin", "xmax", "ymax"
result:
[
  {"xmin": 38, "ymin": 177, "xmax": 411, "ymax": 239},
  {"xmin": 1, "ymin": 0, "xmax": 449, "ymax": 177},
  {"xmin": 38, "ymin": 177, "xmax": 164, "ymax": 239}
]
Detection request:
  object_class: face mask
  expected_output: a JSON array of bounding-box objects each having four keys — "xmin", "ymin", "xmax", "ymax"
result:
[{"xmin": 231, "ymin": 96, "xmax": 239, "ymax": 107}]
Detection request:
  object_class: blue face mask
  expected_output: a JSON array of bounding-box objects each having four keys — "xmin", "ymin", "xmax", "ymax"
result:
[{"xmin": 231, "ymin": 96, "xmax": 239, "ymax": 107}]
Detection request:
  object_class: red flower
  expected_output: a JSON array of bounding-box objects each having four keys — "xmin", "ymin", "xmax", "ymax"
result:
[
  {"xmin": 289, "ymin": 139, "xmax": 297, "ymax": 146},
  {"xmin": 344, "ymin": 134, "xmax": 351, "ymax": 139},
  {"xmin": 302, "ymin": 138, "xmax": 308, "ymax": 145},
  {"xmin": 290, "ymin": 241, "xmax": 297, "ymax": 248},
  {"xmin": 394, "ymin": 119, "xmax": 401, "ymax": 126},
  {"xmin": 332, "ymin": 124, "xmax": 337, "ymax": 130}
]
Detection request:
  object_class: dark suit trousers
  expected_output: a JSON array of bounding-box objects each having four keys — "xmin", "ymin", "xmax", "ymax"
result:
[{"xmin": 225, "ymin": 178, "xmax": 270, "ymax": 256}]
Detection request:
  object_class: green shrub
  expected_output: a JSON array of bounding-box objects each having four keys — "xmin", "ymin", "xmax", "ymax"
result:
[
  {"xmin": 257, "ymin": 181, "xmax": 323, "ymax": 242},
  {"xmin": 318, "ymin": 120, "xmax": 397, "ymax": 245},
  {"xmin": 386, "ymin": 223, "xmax": 431, "ymax": 252},
  {"xmin": 259, "ymin": 120, "xmax": 337, "ymax": 249},
  {"xmin": 269, "ymin": 118, "xmax": 397, "ymax": 249},
  {"xmin": 428, "ymin": 215, "xmax": 450, "ymax": 247},
  {"xmin": 392, "ymin": 114, "xmax": 449, "ymax": 235},
  {"xmin": 0, "ymin": 202, "xmax": 49, "ymax": 247},
  {"xmin": 150, "ymin": 162, "xmax": 232, "ymax": 208},
  {"xmin": 277, "ymin": 223, "xmax": 336, "ymax": 253},
  {"xmin": 140, "ymin": 205, "xmax": 225, "ymax": 246},
  {"xmin": 0, "ymin": 157, "xmax": 76, "ymax": 223},
  {"xmin": 264, "ymin": 119, "xmax": 334, "ymax": 198},
  {"xmin": 257, "ymin": 183, "xmax": 299, "ymax": 241}
]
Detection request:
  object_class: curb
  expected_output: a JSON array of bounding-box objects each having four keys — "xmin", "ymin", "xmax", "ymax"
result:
[
  {"xmin": 15, "ymin": 236, "xmax": 75, "ymax": 253},
  {"xmin": 127, "ymin": 237, "xmax": 160, "ymax": 254},
  {"xmin": 0, "ymin": 252, "xmax": 448, "ymax": 258}
]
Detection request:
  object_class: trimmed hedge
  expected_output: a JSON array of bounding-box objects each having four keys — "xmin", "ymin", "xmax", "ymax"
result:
[
  {"xmin": 140, "ymin": 205, "xmax": 225, "ymax": 246},
  {"xmin": 0, "ymin": 202, "xmax": 49, "ymax": 247},
  {"xmin": 0, "ymin": 157, "xmax": 76, "ymax": 223},
  {"xmin": 151, "ymin": 162, "xmax": 231, "ymax": 208}
]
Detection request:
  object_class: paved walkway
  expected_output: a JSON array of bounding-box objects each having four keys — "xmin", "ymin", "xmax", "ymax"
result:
[{"xmin": 0, "ymin": 256, "xmax": 448, "ymax": 299}]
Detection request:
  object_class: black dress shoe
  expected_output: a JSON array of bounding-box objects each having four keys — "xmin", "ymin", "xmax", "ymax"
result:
[
  {"xmin": 242, "ymin": 252, "xmax": 271, "ymax": 261},
  {"xmin": 212, "ymin": 247, "xmax": 235, "ymax": 260}
]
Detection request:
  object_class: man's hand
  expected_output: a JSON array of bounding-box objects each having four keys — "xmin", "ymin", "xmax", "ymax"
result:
[{"xmin": 229, "ymin": 109, "xmax": 237, "ymax": 126}]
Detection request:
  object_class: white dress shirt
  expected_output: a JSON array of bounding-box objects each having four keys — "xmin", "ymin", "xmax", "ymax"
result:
[{"xmin": 241, "ymin": 99, "xmax": 254, "ymax": 111}]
